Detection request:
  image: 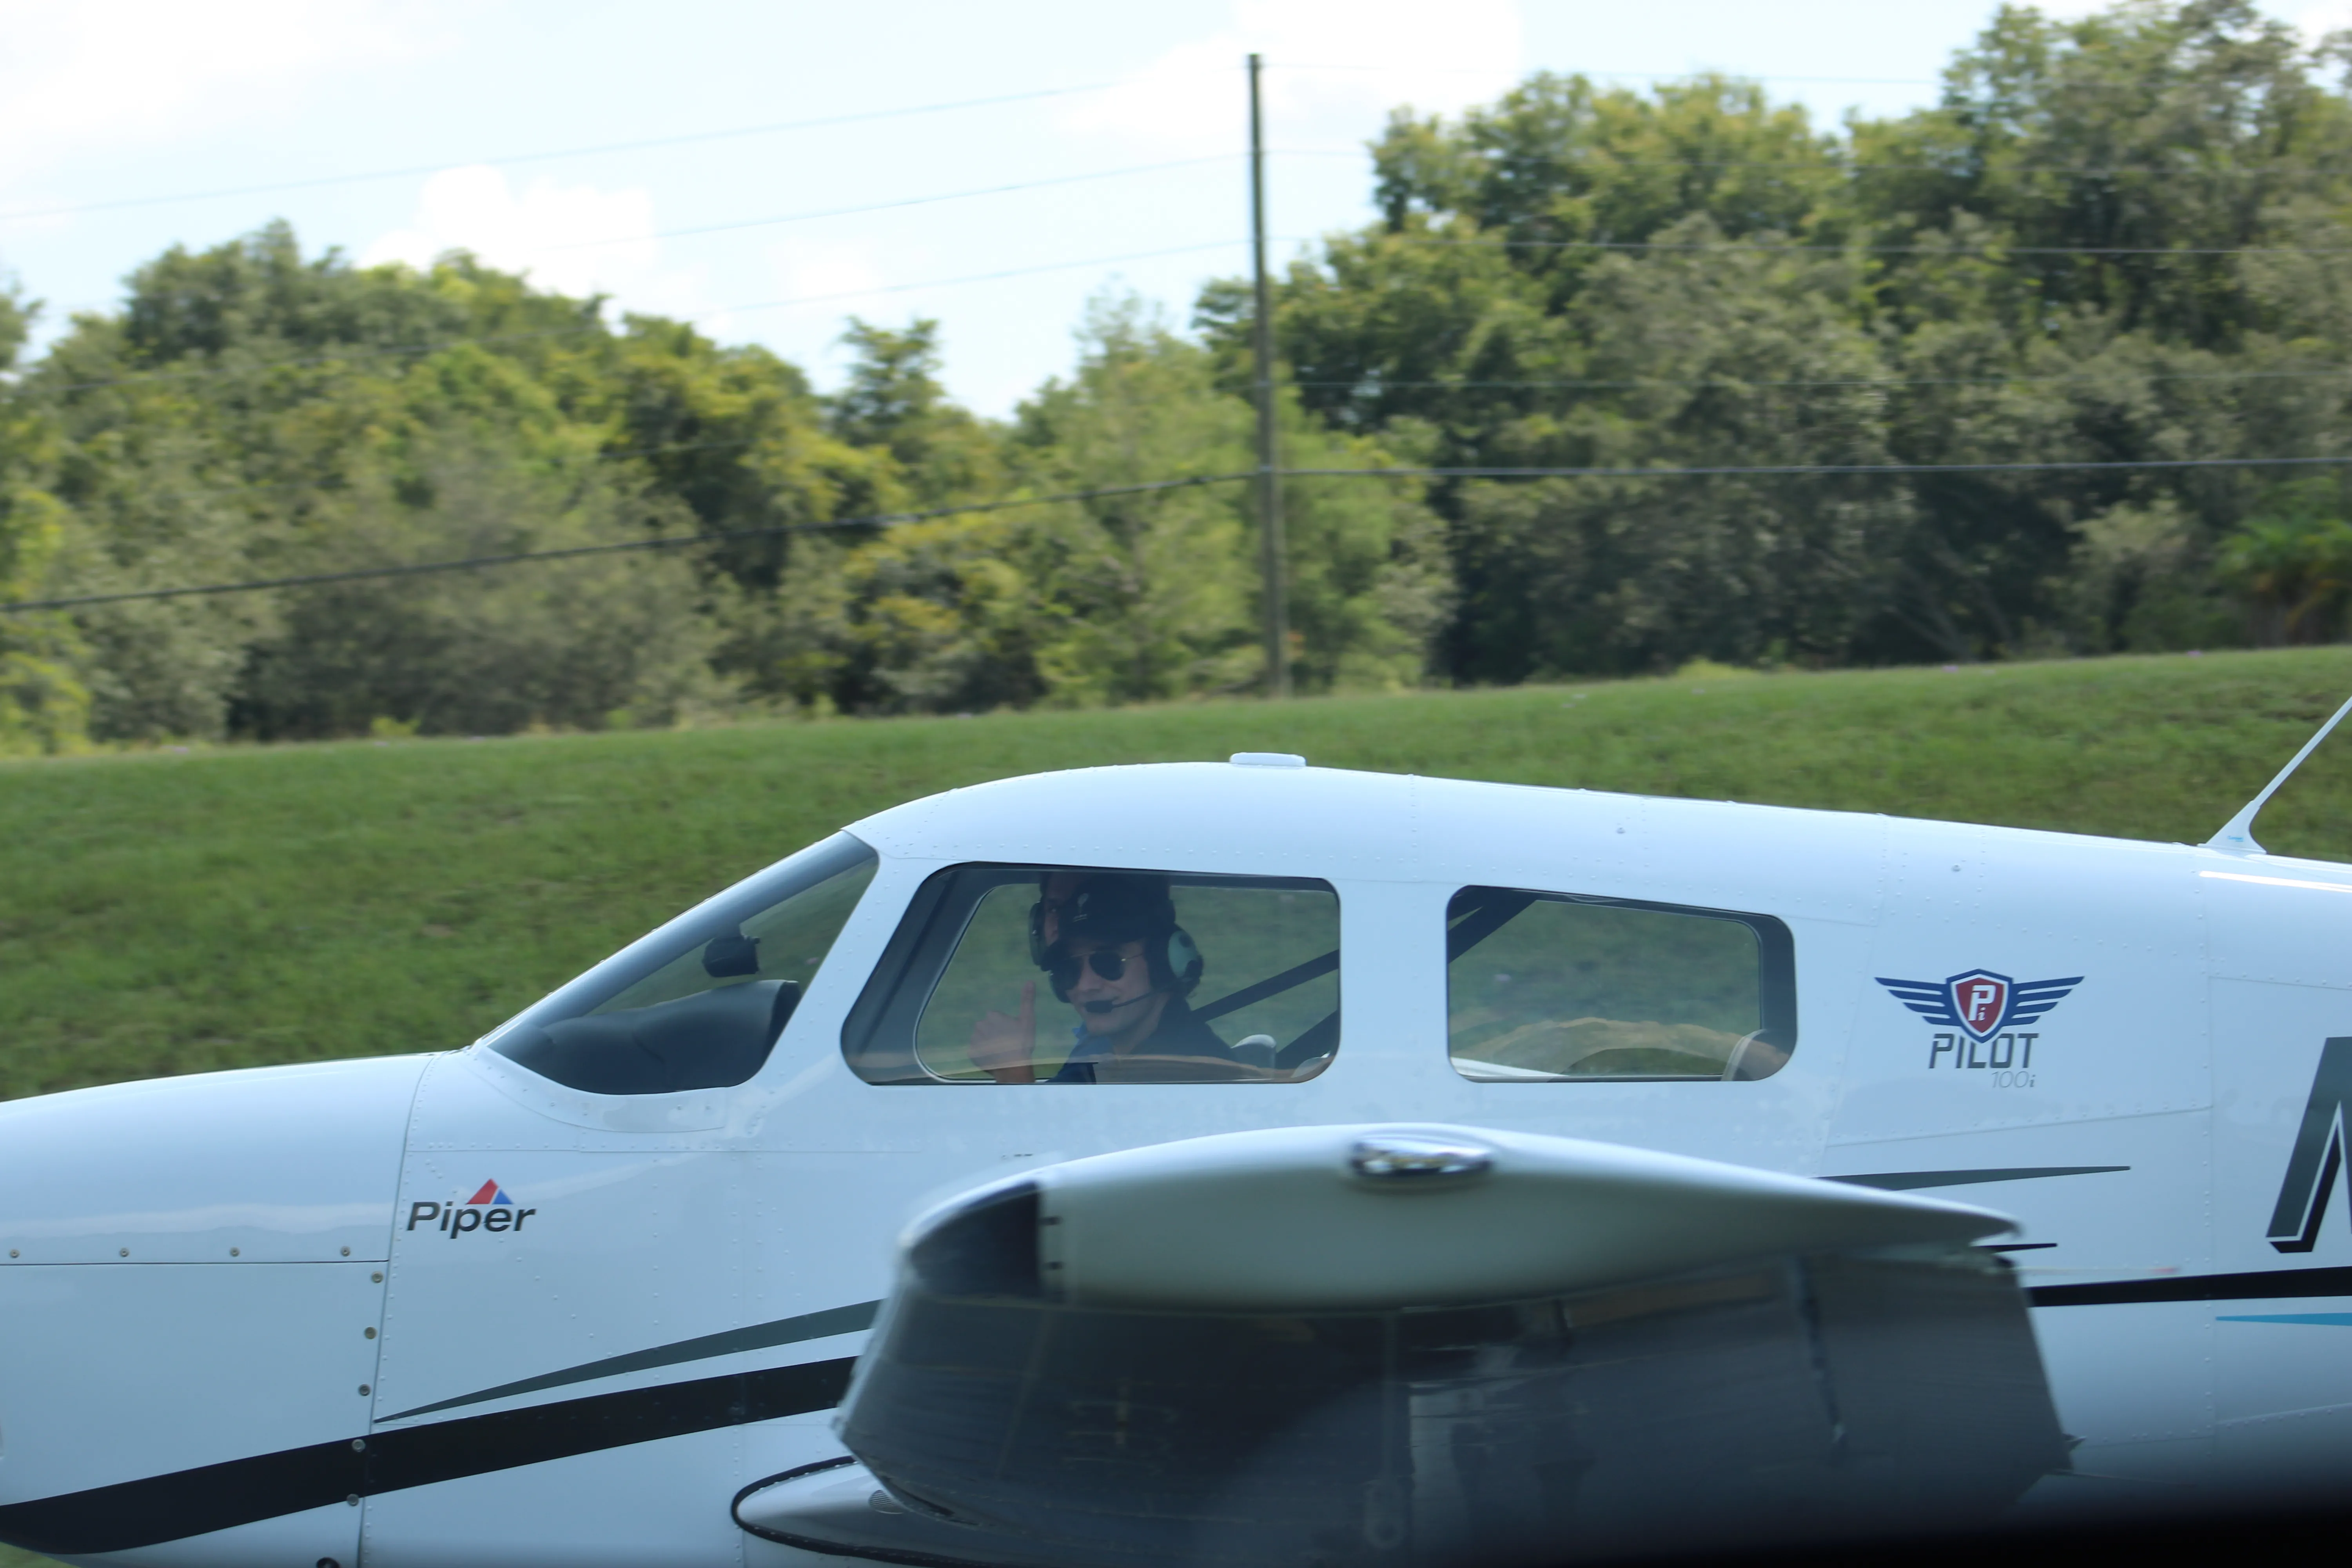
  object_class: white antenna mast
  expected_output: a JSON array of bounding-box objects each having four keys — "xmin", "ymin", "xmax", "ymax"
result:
[{"xmin": 2206, "ymin": 691, "xmax": 2352, "ymax": 853}]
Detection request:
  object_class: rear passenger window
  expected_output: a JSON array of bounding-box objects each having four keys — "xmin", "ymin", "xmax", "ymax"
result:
[
  {"xmin": 1446, "ymin": 887, "xmax": 1795, "ymax": 1082},
  {"xmin": 844, "ymin": 866, "xmax": 1339, "ymax": 1085}
]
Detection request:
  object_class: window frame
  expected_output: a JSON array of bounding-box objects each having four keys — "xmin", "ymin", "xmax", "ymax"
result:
[
  {"xmin": 842, "ymin": 862, "xmax": 1341, "ymax": 1086},
  {"xmin": 1445, "ymin": 885, "xmax": 1798, "ymax": 1083}
]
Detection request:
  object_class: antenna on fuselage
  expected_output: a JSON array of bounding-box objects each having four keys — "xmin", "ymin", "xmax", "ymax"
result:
[{"xmin": 2207, "ymin": 691, "xmax": 2352, "ymax": 854}]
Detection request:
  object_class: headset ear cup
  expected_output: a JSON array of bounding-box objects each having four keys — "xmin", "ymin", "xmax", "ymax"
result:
[
  {"xmin": 1166, "ymin": 926, "xmax": 1203, "ymax": 995},
  {"xmin": 1028, "ymin": 900, "xmax": 1049, "ymax": 968}
]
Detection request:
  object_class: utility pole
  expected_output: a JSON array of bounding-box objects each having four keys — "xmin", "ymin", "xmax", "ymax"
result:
[{"xmin": 1248, "ymin": 52, "xmax": 1290, "ymax": 699}]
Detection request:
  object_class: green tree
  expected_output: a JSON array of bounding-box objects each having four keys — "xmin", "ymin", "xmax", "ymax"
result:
[
  {"xmin": 2219, "ymin": 477, "xmax": 2352, "ymax": 643},
  {"xmin": 1014, "ymin": 297, "xmax": 1447, "ymax": 703},
  {"xmin": 1854, "ymin": 1, "xmax": 2352, "ymax": 347},
  {"xmin": 232, "ymin": 435, "xmax": 725, "ymax": 737},
  {"xmin": 828, "ymin": 318, "xmax": 1004, "ymax": 507},
  {"xmin": 0, "ymin": 280, "xmax": 93, "ymax": 754},
  {"xmin": 11, "ymin": 228, "xmax": 888, "ymax": 738},
  {"xmin": 600, "ymin": 315, "xmax": 881, "ymax": 595}
]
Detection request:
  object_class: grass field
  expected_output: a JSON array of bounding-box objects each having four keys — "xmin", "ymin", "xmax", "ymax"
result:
[
  {"xmin": 2, "ymin": 647, "xmax": 2352, "ymax": 1567},
  {"xmin": 6, "ymin": 646, "xmax": 2352, "ymax": 1106}
]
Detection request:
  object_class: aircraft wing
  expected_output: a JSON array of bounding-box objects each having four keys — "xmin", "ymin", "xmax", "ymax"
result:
[{"xmin": 738, "ymin": 1125, "xmax": 2065, "ymax": 1567}]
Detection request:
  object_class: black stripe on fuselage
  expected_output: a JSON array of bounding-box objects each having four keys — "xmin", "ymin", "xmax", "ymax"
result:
[
  {"xmin": 379, "ymin": 1299, "xmax": 880, "ymax": 1422},
  {"xmin": 2031, "ymin": 1264, "xmax": 2352, "ymax": 1308},
  {"xmin": 0, "ymin": 1356, "xmax": 856, "ymax": 1556},
  {"xmin": 1825, "ymin": 1168, "xmax": 2352, "ymax": 1307},
  {"xmin": 1829, "ymin": 1165, "xmax": 2130, "ymax": 1191}
]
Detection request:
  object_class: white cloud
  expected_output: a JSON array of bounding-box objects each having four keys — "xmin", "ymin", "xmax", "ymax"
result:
[
  {"xmin": 765, "ymin": 239, "xmax": 889, "ymax": 309},
  {"xmin": 1064, "ymin": 0, "xmax": 1524, "ymax": 151},
  {"xmin": 2292, "ymin": 0, "xmax": 2352, "ymax": 39},
  {"xmin": 734, "ymin": 236, "xmax": 893, "ymax": 350},
  {"xmin": 362, "ymin": 166, "xmax": 709, "ymax": 322},
  {"xmin": 742, "ymin": 239, "xmax": 911, "ymax": 387},
  {"xmin": 2033, "ymin": 0, "xmax": 2339, "ymax": 36},
  {"xmin": 1236, "ymin": 0, "xmax": 1524, "ymax": 116},
  {"xmin": 0, "ymin": 1, "xmax": 434, "ymax": 188}
]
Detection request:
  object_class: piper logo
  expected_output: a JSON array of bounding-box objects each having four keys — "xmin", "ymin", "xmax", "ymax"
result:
[{"xmin": 407, "ymin": 1180, "xmax": 537, "ymax": 1238}]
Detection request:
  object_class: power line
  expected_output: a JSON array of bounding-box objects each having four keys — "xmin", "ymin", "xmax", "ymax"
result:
[
  {"xmin": 1274, "ymin": 60, "xmax": 2278, "ymax": 94},
  {"xmin": 0, "ymin": 82, "xmax": 1144, "ymax": 226},
  {"xmin": 15, "ymin": 239, "xmax": 1248, "ymax": 399},
  {"xmin": 15, "ymin": 451, "xmax": 2352, "ymax": 615},
  {"xmin": 55, "ymin": 370, "xmax": 2352, "ymax": 520},
  {"xmin": 0, "ymin": 473, "xmax": 1257, "ymax": 615},
  {"xmin": 1374, "ymin": 233, "xmax": 2352, "ymax": 257},
  {"xmin": 77, "ymin": 434, "xmax": 780, "ymax": 514},
  {"xmin": 1295, "ymin": 456, "xmax": 2352, "ymax": 479},
  {"xmin": 1280, "ymin": 146, "xmax": 2352, "ymax": 180},
  {"xmin": 15, "ymin": 215, "xmax": 2328, "ymax": 406},
  {"xmin": 43, "ymin": 357, "xmax": 2350, "ymax": 438},
  {"xmin": 25, "ymin": 321, "xmax": 612, "ymax": 397},
  {"xmin": 11, "ymin": 170, "xmax": 2341, "ymax": 407},
  {"xmin": 1295, "ymin": 369, "xmax": 2352, "ymax": 390},
  {"xmin": 0, "ymin": 60, "xmax": 2311, "ymax": 232},
  {"xmin": 564, "ymin": 233, "xmax": 1250, "ymax": 314},
  {"xmin": 1279, "ymin": 61, "xmax": 2286, "ymax": 100},
  {"xmin": 532, "ymin": 156, "xmax": 1240, "ymax": 256},
  {"xmin": 74, "ymin": 371, "xmax": 2352, "ymax": 526},
  {"xmin": 1274, "ymin": 62, "xmax": 1945, "ymax": 88}
]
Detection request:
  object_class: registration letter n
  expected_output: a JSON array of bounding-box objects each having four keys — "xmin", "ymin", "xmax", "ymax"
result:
[{"xmin": 2269, "ymin": 1038, "xmax": 2352, "ymax": 1253}]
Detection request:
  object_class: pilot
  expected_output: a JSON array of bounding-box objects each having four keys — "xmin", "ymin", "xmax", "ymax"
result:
[{"xmin": 966, "ymin": 873, "xmax": 1242, "ymax": 1084}]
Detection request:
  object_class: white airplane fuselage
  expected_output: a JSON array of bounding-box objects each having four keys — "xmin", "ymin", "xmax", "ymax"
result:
[{"xmin": 0, "ymin": 760, "xmax": 2345, "ymax": 1566}]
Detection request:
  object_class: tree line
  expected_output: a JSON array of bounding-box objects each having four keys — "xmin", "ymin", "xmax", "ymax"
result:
[{"xmin": 3, "ymin": 0, "xmax": 2349, "ymax": 750}]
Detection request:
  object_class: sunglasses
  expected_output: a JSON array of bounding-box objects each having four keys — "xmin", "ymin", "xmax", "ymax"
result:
[{"xmin": 1048, "ymin": 948, "xmax": 1139, "ymax": 990}]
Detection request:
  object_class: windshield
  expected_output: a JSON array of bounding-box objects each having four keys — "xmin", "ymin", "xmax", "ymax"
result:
[{"xmin": 483, "ymin": 831, "xmax": 879, "ymax": 1094}]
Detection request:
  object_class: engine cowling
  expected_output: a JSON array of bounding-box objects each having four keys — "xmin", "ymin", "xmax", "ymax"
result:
[{"xmin": 738, "ymin": 1123, "xmax": 2065, "ymax": 1567}]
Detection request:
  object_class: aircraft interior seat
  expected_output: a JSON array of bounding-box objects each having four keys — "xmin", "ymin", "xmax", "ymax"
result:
[{"xmin": 492, "ymin": 976, "xmax": 800, "ymax": 1095}]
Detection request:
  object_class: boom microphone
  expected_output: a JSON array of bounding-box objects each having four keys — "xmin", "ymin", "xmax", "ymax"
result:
[{"xmin": 1082, "ymin": 994, "xmax": 1153, "ymax": 1015}]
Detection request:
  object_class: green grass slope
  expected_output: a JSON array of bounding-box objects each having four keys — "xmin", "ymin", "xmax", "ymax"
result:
[{"xmin": 5, "ymin": 646, "xmax": 2352, "ymax": 1104}]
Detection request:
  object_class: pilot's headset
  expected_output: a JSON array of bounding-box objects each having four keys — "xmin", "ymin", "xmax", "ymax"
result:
[{"xmin": 1031, "ymin": 873, "xmax": 1204, "ymax": 1003}]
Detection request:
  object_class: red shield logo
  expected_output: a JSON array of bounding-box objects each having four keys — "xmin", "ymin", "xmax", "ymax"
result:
[{"xmin": 1949, "ymin": 971, "xmax": 2010, "ymax": 1040}]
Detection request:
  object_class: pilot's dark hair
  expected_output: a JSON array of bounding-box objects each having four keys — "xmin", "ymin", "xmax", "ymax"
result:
[{"xmin": 1030, "ymin": 871, "xmax": 1203, "ymax": 1002}]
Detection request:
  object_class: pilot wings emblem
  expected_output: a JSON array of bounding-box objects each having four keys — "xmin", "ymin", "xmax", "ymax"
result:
[{"xmin": 1875, "ymin": 970, "xmax": 2082, "ymax": 1042}]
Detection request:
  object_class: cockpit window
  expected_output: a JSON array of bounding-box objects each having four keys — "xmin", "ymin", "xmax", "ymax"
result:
[
  {"xmin": 843, "ymin": 865, "xmax": 1339, "ymax": 1085},
  {"xmin": 485, "ymin": 832, "xmax": 878, "ymax": 1094},
  {"xmin": 1446, "ymin": 886, "xmax": 1795, "ymax": 1082}
]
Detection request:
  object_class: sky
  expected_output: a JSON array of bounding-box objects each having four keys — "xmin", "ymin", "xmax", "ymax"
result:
[{"xmin": 0, "ymin": 0, "xmax": 2341, "ymax": 417}]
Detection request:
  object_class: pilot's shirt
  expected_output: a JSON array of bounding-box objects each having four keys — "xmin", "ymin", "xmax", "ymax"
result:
[{"xmin": 1049, "ymin": 999, "xmax": 1245, "ymax": 1084}]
